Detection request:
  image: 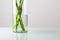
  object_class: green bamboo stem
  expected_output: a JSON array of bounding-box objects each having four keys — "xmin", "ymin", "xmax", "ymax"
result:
[
  {"xmin": 19, "ymin": 16, "xmax": 26, "ymax": 32},
  {"xmin": 14, "ymin": 0, "xmax": 26, "ymax": 32}
]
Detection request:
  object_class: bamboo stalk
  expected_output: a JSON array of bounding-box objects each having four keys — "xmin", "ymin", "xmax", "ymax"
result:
[{"xmin": 14, "ymin": 0, "xmax": 26, "ymax": 32}]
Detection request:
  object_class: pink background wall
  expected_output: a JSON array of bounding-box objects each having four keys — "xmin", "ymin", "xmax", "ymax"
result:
[{"xmin": 0, "ymin": 0, "xmax": 60, "ymax": 30}]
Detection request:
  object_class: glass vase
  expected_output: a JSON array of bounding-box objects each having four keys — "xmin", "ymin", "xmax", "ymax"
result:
[{"xmin": 13, "ymin": 0, "xmax": 28, "ymax": 33}]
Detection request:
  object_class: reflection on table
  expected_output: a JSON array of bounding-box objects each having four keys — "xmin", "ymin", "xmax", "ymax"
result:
[{"xmin": 12, "ymin": 33, "xmax": 27, "ymax": 40}]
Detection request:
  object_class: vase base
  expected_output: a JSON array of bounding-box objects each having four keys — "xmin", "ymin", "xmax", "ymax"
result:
[{"xmin": 13, "ymin": 31, "xmax": 27, "ymax": 33}]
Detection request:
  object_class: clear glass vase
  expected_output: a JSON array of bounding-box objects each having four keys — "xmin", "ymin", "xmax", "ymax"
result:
[{"xmin": 13, "ymin": 0, "xmax": 28, "ymax": 33}]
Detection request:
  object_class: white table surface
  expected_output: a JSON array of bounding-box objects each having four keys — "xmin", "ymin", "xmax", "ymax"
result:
[{"xmin": 0, "ymin": 27, "xmax": 60, "ymax": 40}]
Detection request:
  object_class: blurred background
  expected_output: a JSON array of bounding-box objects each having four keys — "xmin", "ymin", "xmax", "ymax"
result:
[{"xmin": 0, "ymin": 0, "xmax": 60, "ymax": 30}]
